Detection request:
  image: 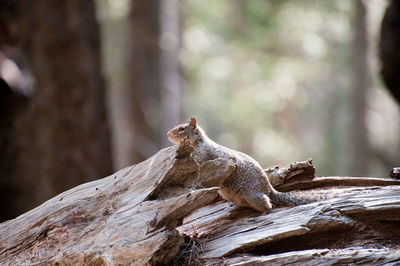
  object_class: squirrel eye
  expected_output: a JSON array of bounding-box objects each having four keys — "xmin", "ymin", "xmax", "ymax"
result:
[{"xmin": 178, "ymin": 127, "xmax": 184, "ymax": 132}]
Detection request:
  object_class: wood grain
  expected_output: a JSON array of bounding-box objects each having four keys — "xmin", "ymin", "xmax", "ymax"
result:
[{"xmin": 1, "ymin": 144, "xmax": 400, "ymax": 265}]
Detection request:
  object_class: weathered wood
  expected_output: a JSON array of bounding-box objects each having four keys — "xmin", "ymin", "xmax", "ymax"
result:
[
  {"xmin": 1, "ymin": 143, "xmax": 400, "ymax": 265},
  {"xmin": 391, "ymin": 167, "xmax": 400, "ymax": 179},
  {"xmin": 210, "ymin": 248, "xmax": 400, "ymax": 265},
  {"xmin": 198, "ymin": 158, "xmax": 236, "ymax": 187},
  {"xmin": 265, "ymin": 158, "xmax": 400, "ymax": 191},
  {"xmin": 0, "ymin": 145, "xmax": 218, "ymax": 265},
  {"xmin": 275, "ymin": 176, "xmax": 400, "ymax": 191},
  {"xmin": 177, "ymin": 185, "xmax": 400, "ymax": 262},
  {"xmin": 266, "ymin": 158, "xmax": 316, "ymax": 187}
]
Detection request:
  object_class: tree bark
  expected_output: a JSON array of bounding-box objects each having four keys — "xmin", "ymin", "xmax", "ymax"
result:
[
  {"xmin": 160, "ymin": 0, "xmax": 182, "ymax": 148},
  {"xmin": 350, "ymin": 0, "xmax": 371, "ymax": 176},
  {"xmin": 0, "ymin": 0, "xmax": 112, "ymax": 222},
  {"xmin": 116, "ymin": 0, "xmax": 161, "ymax": 168},
  {"xmin": 114, "ymin": 0, "xmax": 182, "ymax": 169}
]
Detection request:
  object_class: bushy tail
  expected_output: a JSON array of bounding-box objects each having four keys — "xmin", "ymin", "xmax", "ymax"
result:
[{"xmin": 269, "ymin": 189, "xmax": 330, "ymax": 207}]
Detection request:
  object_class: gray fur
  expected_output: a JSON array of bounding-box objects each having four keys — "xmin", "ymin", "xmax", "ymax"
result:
[{"xmin": 168, "ymin": 118, "xmax": 324, "ymax": 213}]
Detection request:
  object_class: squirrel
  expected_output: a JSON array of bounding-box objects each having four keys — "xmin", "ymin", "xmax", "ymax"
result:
[{"xmin": 167, "ymin": 117, "xmax": 326, "ymax": 213}]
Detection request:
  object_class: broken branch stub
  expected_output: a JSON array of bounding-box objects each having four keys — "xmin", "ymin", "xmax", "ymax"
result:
[
  {"xmin": 266, "ymin": 158, "xmax": 316, "ymax": 188},
  {"xmin": 198, "ymin": 158, "xmax": 236, "ymax": 188},
  {"xmin": 391, "ymin": 167, "xmax": 400, "ymax": 179}
]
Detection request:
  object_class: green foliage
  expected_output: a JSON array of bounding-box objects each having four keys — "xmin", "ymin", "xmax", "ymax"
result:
[
  {"xmin": 181, "ymin": 0, "xmax": 396, "ymax": 176},
  {"xmin": 97, "ymin": 0, "xmax": 398, "ymax": 177}
]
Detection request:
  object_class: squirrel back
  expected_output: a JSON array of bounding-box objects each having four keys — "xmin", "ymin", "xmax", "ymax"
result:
[{"xmin": 168, "ymin": 117, "xmax": 326, "ymax": 213}]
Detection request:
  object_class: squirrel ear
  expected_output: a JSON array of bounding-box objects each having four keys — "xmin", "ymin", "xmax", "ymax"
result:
[{"xmin": 189, "ymin": 117, "xmax": 197, "ymax": 128}]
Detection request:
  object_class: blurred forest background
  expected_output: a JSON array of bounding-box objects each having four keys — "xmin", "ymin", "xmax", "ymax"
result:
[{"xmin": 0, "ymin": 0, "xmax": 399, "ymax": 222}]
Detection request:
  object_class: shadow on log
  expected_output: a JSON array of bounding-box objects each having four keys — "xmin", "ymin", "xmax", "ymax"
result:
[{"xmin": 1, "ymin": 142, "xmax": 400, "ymax": 265}]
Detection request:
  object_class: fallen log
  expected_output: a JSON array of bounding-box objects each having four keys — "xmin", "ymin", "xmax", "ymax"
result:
[
  {"xmin": 0, "ymin": 144, "xmax": 218, "ymax": 265},
  {"xmin": 216, "ymin": 248, "xmax": 400, "ymax": 265},
  {"xmin": 1, "ymin": 142, "xmax": 400, "ymax": 265}
]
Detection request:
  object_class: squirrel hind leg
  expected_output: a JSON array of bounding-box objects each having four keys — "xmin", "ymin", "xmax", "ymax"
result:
[{"xmin": 244, "ymin": 192, "xmax": 272, "ymax": 213}]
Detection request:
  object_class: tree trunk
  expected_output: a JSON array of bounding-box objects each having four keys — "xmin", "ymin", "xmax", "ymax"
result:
[
  {"xmin": 380, "ymin": 0, "xmax": 400, "ymax": 105},
  {"xmin": 114, "ymin": 0, "xmax": 182, "ymax": 169},
  {"xmin": 0, "ymin": 0, "xmax": 112, "ymax": 222},
  {"xmin": 160, "ymin": 0, "xmax": 182, "ymax": 148},
  {"xmin": 116, "ymin": 0, "xmax": 161, "ymax": 168},
  {"xmin": 1, "ymin": 143, "xmax": 399, "ymax": 265},
  {"xmin": 350, "ymin": 0, "xmax": 370, "ymax": 176}
]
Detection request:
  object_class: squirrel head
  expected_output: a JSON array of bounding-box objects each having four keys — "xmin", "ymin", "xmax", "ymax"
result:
[{"xmin": 167, "ymin": 117, "xmax": 203, "ymax": 145}]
